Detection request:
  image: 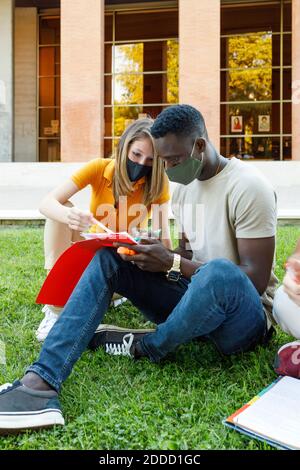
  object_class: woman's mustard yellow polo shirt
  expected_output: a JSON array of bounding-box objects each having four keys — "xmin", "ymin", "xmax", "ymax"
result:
[{"xmin": 71, "ymin": 158, "xmax": 170, "ymax": 232}]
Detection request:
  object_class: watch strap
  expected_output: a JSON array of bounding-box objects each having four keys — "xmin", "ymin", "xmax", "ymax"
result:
[{"xmin": 166, "ymin": 253, "xmax": 181, "ymax": 281}]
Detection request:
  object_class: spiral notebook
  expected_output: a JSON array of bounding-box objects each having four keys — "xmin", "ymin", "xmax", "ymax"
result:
[{"xmin": 224, "ymin": 375, "xmax": 300, "ymax": 450}]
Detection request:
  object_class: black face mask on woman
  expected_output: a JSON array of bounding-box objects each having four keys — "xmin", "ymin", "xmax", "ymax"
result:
[{"xmin": 126, "ymin": 158, "xmax": 152, "ymax": 182}]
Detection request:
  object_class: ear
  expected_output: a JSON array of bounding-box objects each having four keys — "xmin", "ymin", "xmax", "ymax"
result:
[{"xmin": 195, "ymin": 138, "xmax": 206, "ymax": 154}]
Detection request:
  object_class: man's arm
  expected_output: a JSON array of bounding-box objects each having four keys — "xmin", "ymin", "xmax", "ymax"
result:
[
  {"xmin": 173, "ymin": 232, "xmax": 193, "ymax": 260},
  {"xmin": 172, "ymin": 232, "xmax": 206, "ymax": 278},
  {"xmin": 115, "ymin": 234, "xmax": 275, "ymax": 291},
  {"xmin": 115, "ymin": 231, "xmax": 204, "ymax": 279},
  {"xmin": 178, "ymin": 235, "xmax": 275, "ymax": 287},
  {"xmin": 237, "ymin": 236, "xmax": 275, "ymax": 295},
  {"xmin": 230, "ymin": 176, "xmax": 277, "ymax": 295}
]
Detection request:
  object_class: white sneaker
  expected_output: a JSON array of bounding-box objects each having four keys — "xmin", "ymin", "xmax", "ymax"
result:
[
  {"xmin": 35, "ymin": 295, "xmax": 126, "ymax": 343},
  {"xmin": 35, "ymin": 305, "xmax": 61, "ymax": 342},
  {"xmin": 112, "ymin": 296, "xmax": 127, "ymax": 307}
]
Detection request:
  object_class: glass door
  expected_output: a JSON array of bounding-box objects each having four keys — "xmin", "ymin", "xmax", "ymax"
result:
[{"xmin": 38, "ymin": 15, "xmax": 61, "ymax": 162}]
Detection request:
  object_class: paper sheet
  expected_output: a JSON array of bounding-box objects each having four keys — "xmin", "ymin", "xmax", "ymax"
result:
[{"xmin": 234, "ymin": 376, "xmax": 300, "ymax": 449}]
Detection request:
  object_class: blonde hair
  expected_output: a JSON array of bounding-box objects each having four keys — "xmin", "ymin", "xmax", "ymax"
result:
[{"xmin": 113, "ymin": 118, "xmax": 165, "ymax": 208}]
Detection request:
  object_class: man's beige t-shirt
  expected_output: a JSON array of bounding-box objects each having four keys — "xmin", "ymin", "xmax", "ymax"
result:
[{"xmin": 171, "ymin": 157, "xmax": 278, "ymax": 327}]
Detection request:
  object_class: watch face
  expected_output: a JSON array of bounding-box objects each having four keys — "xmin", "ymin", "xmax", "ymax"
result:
[{"xmin": 167, "ymin": 270, "xmax": 181, "ymax": 282}]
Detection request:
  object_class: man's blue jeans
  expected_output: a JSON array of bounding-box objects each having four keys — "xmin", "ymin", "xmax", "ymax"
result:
[{"xmin": 27, "ymin": 249, "xmax": 267, "ymax": 392}]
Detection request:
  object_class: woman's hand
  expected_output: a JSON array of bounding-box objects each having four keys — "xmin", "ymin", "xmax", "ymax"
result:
[
  {"xmin": 283, "ymin": 255, "xmax": 300, "ymax": 307},
  {"xmin": 67, "ymin": 206, "xmax": 94, "ymax": 232}
]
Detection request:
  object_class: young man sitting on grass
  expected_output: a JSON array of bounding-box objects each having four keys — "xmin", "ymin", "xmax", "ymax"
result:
[{"xmin": 0, "ymin": 104, "xmax": 278, "ymax": 434}]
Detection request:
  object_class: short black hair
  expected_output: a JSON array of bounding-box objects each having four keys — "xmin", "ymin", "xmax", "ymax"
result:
[{"xmin": 150, "ymin": 104, "xmax": 206, "ymax": 139}]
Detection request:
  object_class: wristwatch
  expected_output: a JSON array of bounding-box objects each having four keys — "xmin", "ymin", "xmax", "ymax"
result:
[{"xmin": 166, "ymin": 253, "xmax": 181, "ymax": 282}]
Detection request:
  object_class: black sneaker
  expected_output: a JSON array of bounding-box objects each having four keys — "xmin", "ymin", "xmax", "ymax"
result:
[
  {"xmin": 88, "ymin": 324, "xmax": 154, "ymax": 358},
  {"xmin": 0, "ymin": 380, "xmax": 64, "ymax": 434}
]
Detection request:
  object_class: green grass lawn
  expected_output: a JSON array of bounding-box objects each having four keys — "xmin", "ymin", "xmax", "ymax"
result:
[{"xmin": 0, "ymin": 225, "xmax": 299, "ymax": 450}]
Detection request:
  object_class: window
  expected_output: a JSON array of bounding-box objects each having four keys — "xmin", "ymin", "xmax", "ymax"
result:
[
  {"xmin": 220, "ymin": 0, "xmax": 292, "ymax": 160},
  {"xmin": 104, "ymin": 7, "xmax": 179, "ymax": 157},
  {"xmin": 38, "ymin": 15, "xmax": 61, "ymax": 162}
]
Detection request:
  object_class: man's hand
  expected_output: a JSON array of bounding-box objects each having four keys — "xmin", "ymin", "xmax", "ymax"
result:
[{"xmin": 114, "ymin": 238, "xmax": 174, "ymax": 273}]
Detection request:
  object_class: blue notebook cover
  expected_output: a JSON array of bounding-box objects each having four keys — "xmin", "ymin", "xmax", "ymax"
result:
[{"xmin": 223, "ymin": 419, "xmax": 290, "ymax": 450}]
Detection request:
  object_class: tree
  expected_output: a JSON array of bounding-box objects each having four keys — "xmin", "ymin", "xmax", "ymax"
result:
[
  {"xmin": 112, "ymin": 40, "xmax": 179, "ymax": 137},
  {"xmin": 227, "ymin": 33, "xmax": 272, "ymax": 102},
  {"xmin": 224, "ymin": 33, "xmax": 273, "ymax": 157}
]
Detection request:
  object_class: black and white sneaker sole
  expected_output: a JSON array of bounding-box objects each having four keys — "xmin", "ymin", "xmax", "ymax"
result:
[
  {"xmin": 0, "ymin": 409, "xmax": 65, "ymax": 435},
  {"xmin": 95, "ymin": 324, "xmax": 155, "ymax": 335}
]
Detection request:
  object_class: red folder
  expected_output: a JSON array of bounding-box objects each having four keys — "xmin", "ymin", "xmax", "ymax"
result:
[{"xmin": 36, "ymin": 233, "xmax": 137, "ymax": 307}]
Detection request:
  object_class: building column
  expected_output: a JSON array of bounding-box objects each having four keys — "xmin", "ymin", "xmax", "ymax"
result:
[
  {"xmin": 14, "ymin": 8, "xmax": 37, "ymax": 162},
  {"xmin": 61, "ymin": 0, "xmax": 104, "ymax": 162},
  {"xmin": 292, "ymin": 0, "xmax": 300, "ymax": 161},
  {"xmin": 0, "ymin": 0, "xmax": 13, "ymax": 162},
  {"xmin": 179, "ymin": 0, "xmax": 220, "ymax": 149}
]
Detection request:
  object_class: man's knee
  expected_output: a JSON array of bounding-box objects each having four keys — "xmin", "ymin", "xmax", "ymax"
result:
[
  {"xmin": 94, "ymin": 247, "xmax": 120, "ymax": 266},
  {"xmin": 194, "ymin": 258, "xmax": 241, "ymax": 284},
  {"xmin": 191, "ymin": 258, "xmax": 244, "ymax": 302}
]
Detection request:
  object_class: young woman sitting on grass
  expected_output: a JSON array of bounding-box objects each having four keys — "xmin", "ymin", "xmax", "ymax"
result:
[
  {"xmin": 273, "ymin": 238, "xmax": 300, "ymax": 378},
  {"xmin": 36, "ymin": 118, "xmax": 171, "ymax": 342}
]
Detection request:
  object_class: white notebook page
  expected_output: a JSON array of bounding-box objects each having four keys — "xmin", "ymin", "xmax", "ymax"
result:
[{"xmin": 234, "ymin": 376, "xmax": 300, "ymax": 449}]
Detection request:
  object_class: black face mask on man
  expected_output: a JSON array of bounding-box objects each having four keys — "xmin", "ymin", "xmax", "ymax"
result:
[{"xmin": 126, "ymin": 158, "xmax": 152, "ymax": 182}]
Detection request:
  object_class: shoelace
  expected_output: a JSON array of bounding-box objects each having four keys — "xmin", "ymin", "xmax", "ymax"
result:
[
  {"xmin": 105, "ymin": 333, "xmax": 134, "ymax": 357},
  {"xmin": 0, "ymin": 383, "xmax": 13, "ymax": 395}
]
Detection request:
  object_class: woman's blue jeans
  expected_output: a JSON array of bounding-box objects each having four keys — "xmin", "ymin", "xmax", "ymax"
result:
[{"xmin": 27, "ymin": 248, "xmax": 267, "ymax": 392}]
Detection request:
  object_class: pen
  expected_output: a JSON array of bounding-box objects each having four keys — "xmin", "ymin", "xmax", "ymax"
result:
[{"xmin": 91, "ymin": 217, "xmax": 114, "ymax": 234}]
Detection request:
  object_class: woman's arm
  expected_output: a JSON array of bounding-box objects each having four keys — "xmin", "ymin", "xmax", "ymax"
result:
[
  {"xmin": 39, "ymin": 180, "xmax": 93, "ymax": 231},
  {"xmin": 281, "ymin": 238, "xmax": 300, "ymax": 306},
  {"xmin": 283, "ymin": 258, "xmax": 300, "ymax": 307}
]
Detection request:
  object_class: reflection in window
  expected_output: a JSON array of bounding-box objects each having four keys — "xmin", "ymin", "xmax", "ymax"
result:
[
  {"xmin": 114, "ymin": 43, "xmax": 143, "ymax": 73},
  {"xmin": 112, "ymin": 41, "xmax": 178, "ymax": 138},
  {"xmin": 104, "ymin": 9, "xmax": 178, "ymax": 157},
  {"xmin": 38, "ymin": 16, "xmax": 60, "ymax": 162},
  {"xmin": 221, "ymin": 1, "xmax": 292, "ymax": 161},
  {"xmin": 227, "ymin": 33, "xmax": 272, "ymax": 102},
  {"xmin": 228, "ymin": 33, "xmax": 272, "ymax": 69},
  {"xmin": 167, "ymin": 40, "xmax": 179, "ymax": 104},
  {"xmin": 220, "ymin": 137, "xmax": 288, "ymax": 161},
  {"xmin": 114, "ymin": 44, "xmax": 144, "ymax": 111},
  {"xmin": 221, "ymin": 103, "xmax": 277, "ymax": 135}
]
